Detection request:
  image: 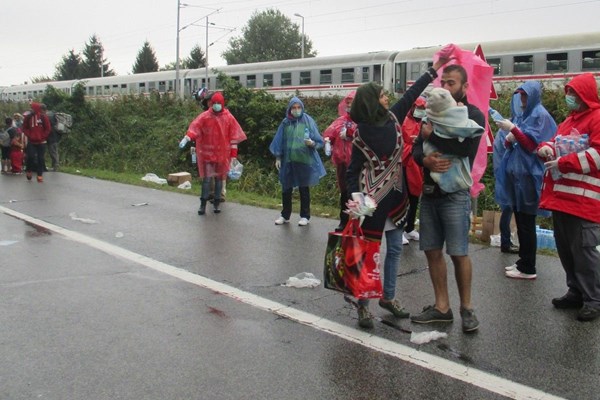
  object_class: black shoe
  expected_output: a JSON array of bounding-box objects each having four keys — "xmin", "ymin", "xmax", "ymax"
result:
[
  {"xmin": 410, "ymin": 305, "xmax": 454, "ymax": 324},
  {"xmin": 334, "ymin": 224, "xmax": 344, "ymax": 232},
  {"xmin": 198, "ymin": 199, "xmax": 207, "ymax": 215},
  {"xmin": 577, "ymin": 305, "xmax": 600, "ymax": 321},
  {"xmin": 460, "ymin": 307, "xmax": 480, "ymax": 333},
  {"xmin": 552, "ymin": 294, "xmax": 583, "ymax": 309},
  {"xmin": 213, "ymin": 200, "xmax": 221, "ymax": 214},
  {"xmin": 501, "ymin": 245, "xmax": 520, "ymax": 254}
]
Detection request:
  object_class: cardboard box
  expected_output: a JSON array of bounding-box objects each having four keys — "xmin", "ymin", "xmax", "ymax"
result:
[
  {"xmin": 167, "ymin": 172, "xmax": 192, "ymax": 187},
  {"xmin": 480, "ymin": 210, "xmax": 516, "ymax": 243}
]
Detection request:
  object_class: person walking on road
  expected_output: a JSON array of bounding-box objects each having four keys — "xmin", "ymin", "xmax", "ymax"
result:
[
  {"xmin": 269, "ymin": 97, "xmax": 326, "ymax": 227},
  {"xmin": 494, "ymin": 81, "xmax": 557, "ymax": 280},
  {"xmin": 345, "ymin": 50, "xmax": 453, "ymax": 329},
  {"xmin": 22, "ymin": 102, "xmax": 51, "ymax": 183},
  {"xmin": 410, "ymin": 64, "xmax": 486, "ymax": 333},
  {"xmin": 537, "ymin": 73, "xmax": 600, "ymax": 322},
  {"xmin": 179, "ymin": 92, "xmax": 247, "ymax": 215}
]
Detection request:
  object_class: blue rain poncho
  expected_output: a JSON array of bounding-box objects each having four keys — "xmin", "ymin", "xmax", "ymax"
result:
[
  {"xmin": 269, "ymin": 97, "xmax": 326, "ymax": 190},
  {"xmin": 494, "ymin": 81, "xmax": 557, "ymax": 215}
]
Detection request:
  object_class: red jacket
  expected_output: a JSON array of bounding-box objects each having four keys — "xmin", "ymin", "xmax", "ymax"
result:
[
  {"xmin": 323, "ymin": 92, "xmax": 357, "ymax": 167},
  {"xmin": 539, "ymin": 73, "xmax": 600, "ymax": 223},
  {"xmin": 23, "ymin": 103, "xmax": 51, "ymax": 144},
  {"xmin": 401, "ymin": 98, "xmax": 426, "ymax": 195}
]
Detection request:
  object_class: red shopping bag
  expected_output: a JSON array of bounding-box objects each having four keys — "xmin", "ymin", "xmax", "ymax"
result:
[{"xmin": 323, "ymin": 220, "xmax": 382, "ymax": 299}]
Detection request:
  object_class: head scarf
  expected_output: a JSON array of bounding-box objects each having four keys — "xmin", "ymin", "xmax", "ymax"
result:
[{"xmin": 350, "ymin": 82, "xmax": 389, "ymax": 127}]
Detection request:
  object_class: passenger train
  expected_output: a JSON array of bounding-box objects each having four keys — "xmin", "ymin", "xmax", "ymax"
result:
[{"xmin": 1, "ymin": 32, "xmax": 599, "ymax": 102}]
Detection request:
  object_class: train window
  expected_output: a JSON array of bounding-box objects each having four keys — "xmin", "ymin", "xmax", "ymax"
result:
[
  {"xmin": 341, "ymin": 68, "xmax": 354, "ymax": 83},
  {"xmin": 263, "ymin": 74, "xmax": 273, "ymax": 87},
  {"xmin": 582, "ymin": 50, "xmax": 600, "ymax": 70},
  {"xmin": 281, "ymin": 72, "xmax": 292, "ymax": 86},
  {"xmin": 158, "ymin": 81, "xmax": 166, "ymax": 92},
  {"xmin": 231, "ymin": 76, "xmax": 240, "ymax": 82},
  {"xmin": 546, "ymin": 53, "xmax": 568, "ymax": 72},
  {"xmin": 300, "ymin": 71, "xmax": 311, "ymax": 85},
  {"xmin": 247, "ymin": 75, "xmax": 256, "ymax": 88},
  {"xmin": 513, "ymin": 55, "xmax": 533, "ymax": 74},
  {"xmin": 149, "ymin": 82, "xmax": 156, "ymax": 91},
  {"xmin": 410, "ymin": 63, "xmax": 421, "ymax": 81},
  {"xmin": 362, "ymin": 67, "xmax": 370, "ymax": 82},
  {"xmin": 487, "ymin": 58, "xmax": 501, "ymax": 75},
  {"xmin": 320, "ymin": 70, "xmax": 332, "ymax": 84}
]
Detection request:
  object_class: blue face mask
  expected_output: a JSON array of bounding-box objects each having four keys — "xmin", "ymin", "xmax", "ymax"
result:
[
  {"xmin": 291, "ymin": 109, "xmax": 302, "ymax": 118},
  {"xmin": 565, "ymin": 95, "xmax": 579, "ymax": 110},
  {"xmin": 413, "ymin": 109, "xmax": 426, "ymax": 119},
  {"xmin": 212, "ymin": 104, "xmax": 222, "ymax": 112}
]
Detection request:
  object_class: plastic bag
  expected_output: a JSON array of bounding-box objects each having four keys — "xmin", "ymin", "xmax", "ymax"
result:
[
  {"xmin": 228, "ymin": 158, "xmax": 243, "ymax": 180},
  {"xmin": 410, "ymin": 330, "xmax": 448, "ymax": 345},
  {"xmin": 177, "ymin": 181, "xmax": 192, "ymax": 190},
  {"xmin": 284, "ymin": 272, "xmax": 321, "ymax": 288},
  {"xmin": 141, "ymin": 173, "xmax": 167, "ymax": 185}
]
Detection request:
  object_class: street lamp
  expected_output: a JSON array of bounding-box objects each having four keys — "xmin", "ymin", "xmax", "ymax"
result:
[
  {"xmin": 293, "ymin": 13, "xmax": 304, "ymax": 59},
  {"xmin": 175, "ymin": 0, "xmax": 185, "ymax": 97}
]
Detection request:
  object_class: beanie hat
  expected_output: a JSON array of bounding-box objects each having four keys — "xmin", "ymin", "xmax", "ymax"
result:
[{"xmin": 425, "ymin": 88, "xmax": 456, "ymax": 119}]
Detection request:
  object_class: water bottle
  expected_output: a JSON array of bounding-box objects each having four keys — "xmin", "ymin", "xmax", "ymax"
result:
[
  {"xmin": 567, "ymin": 139, "xmax": 576, "ymax": 154},
  {"xmin": 489, "ymin": 107, "xmax": 504, "ymax": 122},
  {"xmin": 340, "ymin": 126, "xmax": 347, "ymax": 139},
  {"xmin": 324, "ymin": 138, "xmax": 332, "ymax": 156},
  {"xmin": 190, "ymin": 147, "xmax": 197, "ymax": 164},
  {"xmin": 304, "ymin": 128, "xmax": 310, "ymax": 141}
]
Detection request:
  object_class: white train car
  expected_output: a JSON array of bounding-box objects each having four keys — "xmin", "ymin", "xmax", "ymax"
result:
[{"xmin": 396, "ymin": 32, "xmax": 600, "ymax": 93}]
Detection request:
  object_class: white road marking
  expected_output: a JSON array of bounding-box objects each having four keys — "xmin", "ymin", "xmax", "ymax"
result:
[{"xmin": 1, "ymin": 205, "xmax": 565, "ymax": 400}]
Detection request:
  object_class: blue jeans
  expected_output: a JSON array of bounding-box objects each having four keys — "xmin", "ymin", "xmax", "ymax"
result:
[
  {"xmin": 500, "ymin": 206, "xmax": 513, "ymax": 248},
  {"xmin": 419, "ymin": 190, "xmax": 471, "ymax": 256},
  {"xmin": 201, "ymin": 178, "xmax": 222, "ymax": 201},
  {"xmin": 359, "ymin": 227, "xmax": 403, "ymax": 306}
]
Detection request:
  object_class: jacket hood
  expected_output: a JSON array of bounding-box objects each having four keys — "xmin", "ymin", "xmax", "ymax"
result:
[
  {"xmin": 514, "ymin": 80, "xmax": 542, "ymax": 118},
  {"xmin": 30, "ymin": 102, "xmax": 42, "ymax": 113},
  {"xmin": 286, "ymin": 97, "xmax": 305, "ymax": 119},
  {"xmin": 565, "ymin": 73, "xmax": 600, "ymax": 110}
]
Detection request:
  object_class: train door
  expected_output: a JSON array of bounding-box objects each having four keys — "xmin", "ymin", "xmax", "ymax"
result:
[
  {"xmin": 395, "ymin": 62, "xmax": 407, "ymax": 93},
  {"xmin": 373, "ymin": 64, "xmax": 382, "ymax": 84}
]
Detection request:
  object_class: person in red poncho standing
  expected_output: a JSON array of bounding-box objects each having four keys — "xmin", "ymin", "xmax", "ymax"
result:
[
  {"xmin": 401, "ymin": 96, "xmax": 426, "ymax": 244},
  {"xmin": 179, "ymin": 92, "xmax": 247, "ymax": 215},
  {"xmin": 22, "ymin": 102, "xmax": 51, "ymax": 183},
  {"xmin": 323, "ymin": 91, "xmax": 357, "ymax": 231}
]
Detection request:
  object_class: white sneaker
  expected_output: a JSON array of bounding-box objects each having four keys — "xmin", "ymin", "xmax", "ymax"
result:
[
  {"xmin": 275, "ymin": 216, "xmax": 289, "ymax": 225},
  {"xmin": 404, "ymin": 230, "xmax": 420, "ymax": 241},
  {"xmin": 298, "ymin": 217, "xmax": 309, "ymax": 226},
  {"xmin": 402, "ymin": 235, "xmax": 409, "ymax": 245},
  {"xmin": 505, "ymin": 269, "xmax": 537, "ymax": 280},
  {"xmin": 505, "ymin": 263, "xmax": 518, "ymax": 271}
]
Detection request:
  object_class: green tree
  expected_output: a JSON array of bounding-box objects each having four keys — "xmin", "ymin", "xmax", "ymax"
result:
[
  {"xmin": 182, "ymin": 44, "xmax": 206, "ymax": 69},
  {"xmin": 54, "ymin": 49, "xmax": 82, "ymax": 81},
  {"xmin": 222, "ymin": 8, "xmax": 316, "ymax": 64},
  {"xmin": 80, "ymin": 34, "xmax": 115, "ymax": 78},
  {"xmin": 132, "ymin": 40, "xmax": 160, "ymax": 73}
]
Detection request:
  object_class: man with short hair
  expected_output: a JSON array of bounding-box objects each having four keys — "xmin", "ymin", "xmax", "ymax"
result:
[
  {"xmin": 22, "ymin": 103, "xmax": 51, "ymax": 182},
  {"xmin": 411, "ymin": 64, "xmax": 485, "ymax": 333}
]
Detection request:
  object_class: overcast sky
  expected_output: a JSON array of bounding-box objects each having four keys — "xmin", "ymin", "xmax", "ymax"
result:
[{"xmin": 1, "ymin": 0, "xmax": 599, "ymax": 87}]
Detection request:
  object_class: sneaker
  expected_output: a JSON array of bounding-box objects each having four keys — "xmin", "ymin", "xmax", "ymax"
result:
[
  {"xmin": 378, "ymin": 299, "xmax": 410, "ymax": 318},
  {"xmin": 577, "ymin": 305, "xmax": 600, "ymax": 322},
  {"xmin": 505, "ymin": 269, "xmax": 536, "ymax": 280},
  {"xmin": 404, "ymin": 230, "xmax": 420, "ymax": 241},
  {"xmin": 402, "ymin": 235, "xmax": 409, "ymax": 245},
  {"xmin": 410, "ymin": 305, "xmax": 453, "ymax": 324},
  {"xmin": 357, "ymin": 306, "xmax": 374, "ymax": 329},
  {"xmin": 505, "ymin": 263, "xmax": 518, "ymax": 271},
  {"xmin": 274, "ymin": 216, "xmax": 289, "ymax": 225},
  {"xmin": 26, "ymin": 171, "xmax": 32, "ymax": 181},
  {"xmin": 36, "ymin": 176, "xmax": 43, "ymax": 183},
  {"xmin": 460, "ymin": 307, "xmax": 480, "ymax": 333},
  {"xmin": 501, "ymin": 244, "xmax": 520, "ymax": 254},
  {"xmin": 298, "ymin": 217, "xmax": 309, "ymax": 226},
  {"xmin": 552, "ymin": 294, "xmax": 583, "ymax": 309}
]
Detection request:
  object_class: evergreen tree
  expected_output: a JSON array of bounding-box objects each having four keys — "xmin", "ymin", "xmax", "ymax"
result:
[
  {"xmin": 132, "ymin": 41, "xmax": 160, "ymax": 74},
  {"xmin": 81, "ymin": 34, "xmax": 114, "ymax": 78},
  {"xmin": 182, "ymin": 44, "xmax": 206, "ymax": 69},
  {"xmin": 54, "ymin": 49, "xmax": 82, "ymax": 81},
  {"xmin": 222, "ymin": 8, "xmax": 315, "ymax": 64}
]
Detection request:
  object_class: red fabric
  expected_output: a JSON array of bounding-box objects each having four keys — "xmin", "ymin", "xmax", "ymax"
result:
[
  {"xmin": 401, "ymin": 99, "xmax": 425, "ymax": 195},
  {"xmin": 211, "ymin": 91, "xmax": 224, "ymax": 106},
  {"xmin": 506, "ymin": 126, "xmax": 537, "ymax": 152},
  {"xmin": 433, "ymin": 45, "xmax": 494, "ymax": 197},
  {"xmin": 22, "ymin": 103, "xmax": 51, "ymax": 144},
  {"xmin": 539, "ymin": 73, "xmax": 600, "ymax": 223},
  {"xmin": 186, "ymin": 108, "xmax": 246, "ymax": 179},
  {"xmin": 323, "ymin": 92, "xmax": 357, "ymax": 167}
]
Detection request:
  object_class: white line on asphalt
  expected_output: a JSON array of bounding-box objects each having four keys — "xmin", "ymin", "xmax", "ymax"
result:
[{"xmin": 1, "ymin": 206, "xmax": 565, "ymax": 400}]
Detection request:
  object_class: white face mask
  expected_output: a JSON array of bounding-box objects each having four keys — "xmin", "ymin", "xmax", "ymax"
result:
[
  {"xmin": 291, "ymin": 109, "xmax": 302, "ymax": 118},
  {"xmin": 413, "ymin": 109, "xmax": 426, "ymax": 119},
  {"xmin": 212, "ymin": 104, "xmax": 222, "ymax": 112}
]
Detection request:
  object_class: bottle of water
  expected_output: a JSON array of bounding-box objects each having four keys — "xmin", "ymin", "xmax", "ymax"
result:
[
  {"xmin": 304, "ymin": 128, "xmax": 310, "ymax": 141},
  {"xmin": 567, "ymin": 139, "xmax": 576, "ymax": 154},
  {"xmin": 190, "ymin": 147, "xmax": 197, "ymax": 164},
  {"xmin": 489, "ymin": 107, "xmax": 504, "ymax": 122},
  {"xmin": 324, "ymin": 138, "xmax": 332, "ymax": 156}
]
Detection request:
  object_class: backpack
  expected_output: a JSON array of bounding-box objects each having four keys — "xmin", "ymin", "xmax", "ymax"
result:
[
  {"xmin": 52, "ymin": 112, "xmax": 73, "ymax": 134},
  {"xmin": 0, "ymin": 130, "xmax": 10, "ymax": 147}
]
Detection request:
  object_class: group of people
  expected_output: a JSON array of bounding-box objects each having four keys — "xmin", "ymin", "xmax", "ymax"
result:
[
  {"xmin": 179, "ymin": 46, "xmax": 600, "ymax": 330},
  {"xmin": 1, "ymin": 102, "xmax": 64, "ymax": 182}
]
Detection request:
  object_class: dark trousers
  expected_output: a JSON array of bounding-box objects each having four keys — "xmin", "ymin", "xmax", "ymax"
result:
[
  {"xmin": 26, "ymin": 143, "xmax": 46, "ymax": 176},
  {"xmin": 404, "ymin": 193, "xmax": 419, "ymax": 233},
  {"xmin": 553, "ymin": 211, "xmax": 600, "ymax": 308},
  {"xmin": 335, "ymin": 164, "xmax": 349, "ymax": 227},
  {"xmin": 514, "ymin": 211, "xmax": 537, "ymax": 274},
  {"xmin": 201, "ymin": 178, "xmax": 222, "ymax": 201},
  {"xmin": 281, "ymin": 186, "xmax": 310, "ymax": 220},
  {"xmin": 500, "ymin": 206, "xmax": 513, "ymax": 248}
]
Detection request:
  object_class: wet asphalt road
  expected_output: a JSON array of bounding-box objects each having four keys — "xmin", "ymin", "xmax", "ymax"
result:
[{"xmin": 0, "ymin": 172, "xmax": 599, "ymax": 400}]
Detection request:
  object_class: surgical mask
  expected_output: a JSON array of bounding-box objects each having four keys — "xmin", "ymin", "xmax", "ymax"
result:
[
  {"xmin": 291, "ymin": 109, "xmax": 302, "ymax": 118},
  {"xmin": 413, "ymin": 109, "xmax": 426, "ymax": 119},
  {"xmin": 565, "ymin": 95, "xmax": 579, "ymax": 110},
  {"xmin": 212, "ymin": 104, "xmax": 222, "ymax": 112}
]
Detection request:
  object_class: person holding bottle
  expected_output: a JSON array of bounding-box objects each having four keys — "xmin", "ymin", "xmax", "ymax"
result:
[
  {"xmin": 270, "ymin": 97, "xmax": 326, "ymax": 226},
  {"xmin": 494, "ymin": 81, "xmax": 557, "ymax": 280},
  {"xmin": 323, "ymin": 91, "xmax": 357, "ymax": 231}
]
